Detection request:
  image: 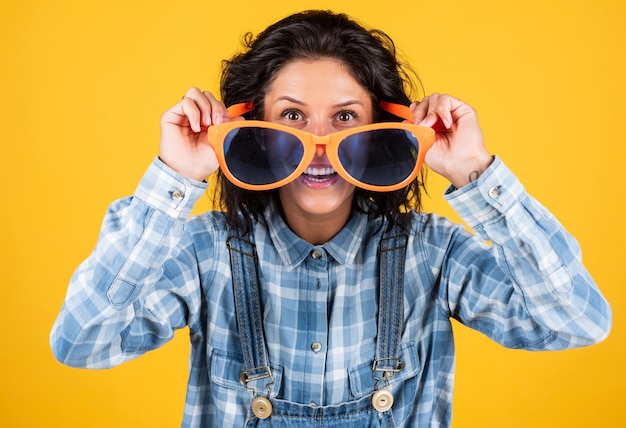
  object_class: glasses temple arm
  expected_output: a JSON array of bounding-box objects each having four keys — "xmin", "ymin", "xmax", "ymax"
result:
[
  {"xmin": 379, "ymin": 101, "xmax": 414, "ymax": 122},
  {"xmin": 226, "ymin": 102, "xmax": 254, "ymax": 118},
  {"xmin": 380, "ymin": 100, "xmax": 447, "ymax": 132}
]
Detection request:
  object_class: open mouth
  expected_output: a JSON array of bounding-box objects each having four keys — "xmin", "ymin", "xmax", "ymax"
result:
[{"xmin": 303, "ymin": 166, "xmax": 338, "ymax": 182}]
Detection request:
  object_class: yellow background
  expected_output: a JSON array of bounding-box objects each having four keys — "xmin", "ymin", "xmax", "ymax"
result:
[{"xmin": 1, "ymin": 0, "xmax": 624, "ymax": 426}]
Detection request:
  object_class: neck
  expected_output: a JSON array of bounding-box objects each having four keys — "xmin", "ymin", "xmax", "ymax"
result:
[{"xmin": 278, "ymin": 198, "xmax": 353, "ymax": 245}]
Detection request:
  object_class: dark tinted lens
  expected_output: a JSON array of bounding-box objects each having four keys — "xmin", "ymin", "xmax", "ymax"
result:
[
  {"xmin": 338, "ymin": 129, "xmax": 419, "ymax": 186},
  {"xmin": 223, "ymin": 127, "xmax": 304, "ymax": 185}
]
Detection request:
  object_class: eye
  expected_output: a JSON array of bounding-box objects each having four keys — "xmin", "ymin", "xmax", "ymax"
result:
[
  {"xmin": 281, "ymin": 109, "xmax": 303, "ymax": 121},
  {"xmin": 336, "ymin": 110, "xmax": 359, "ymax": 122}
]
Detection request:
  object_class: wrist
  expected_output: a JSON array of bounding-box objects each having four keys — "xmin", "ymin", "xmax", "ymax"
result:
[
  {"xmin": 158, "ymin": 156, "xmax": 211, "ymax": 183},
  {"xmin": 447, "ymin": 154, "xmax": 494, "ymax": 189}
]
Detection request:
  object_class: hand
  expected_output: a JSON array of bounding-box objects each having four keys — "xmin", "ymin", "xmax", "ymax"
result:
[
  {"xmin": 159, "ymin": 88, "xmax": 231, "ymax": 182},
  {"xmin": 411, "ymin": 93, "xmax": 493, "ymax": 188}
]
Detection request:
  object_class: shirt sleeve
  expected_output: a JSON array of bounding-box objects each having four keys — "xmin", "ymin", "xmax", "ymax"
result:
[
  {"xmin": 50, "ymin": 157, "xmax": 210, "ymax": 368},
  {"xmin": 442, "ymin": 156, "xmax": 611, "ymax": 350}
]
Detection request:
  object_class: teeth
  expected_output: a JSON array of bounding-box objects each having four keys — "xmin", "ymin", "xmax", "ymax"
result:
[{"xmin": 304, "ymin": 166, "xmax": 335, "ymax": 176}]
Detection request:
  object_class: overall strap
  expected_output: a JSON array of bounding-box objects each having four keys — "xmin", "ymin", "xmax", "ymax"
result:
[
  {"xmin": 371, "ymin": 226, "xmax": 408, "ymax": 412},
  {"xmin": 226, "ymin": 232, "xmax": 273, "ymax": 391},
  {"xmin": 375, "ymin": 227, "xmax": 408, "ymax": 374}
]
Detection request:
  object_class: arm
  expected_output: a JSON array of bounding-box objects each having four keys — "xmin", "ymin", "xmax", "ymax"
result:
[
  {"xmin": 50, "ymin": 88, "xmax": 231, "ymax": 368},
  {"xmin": 50, "ymin": 158, "xmax": 209, "ymax": 368},
  {"xmin": 442, "ymin": 157, "xmax": 611, "ymax": 349},
  {"xmin": 414, "ymin": 93, "xmax": 611, "ymax": 348}
]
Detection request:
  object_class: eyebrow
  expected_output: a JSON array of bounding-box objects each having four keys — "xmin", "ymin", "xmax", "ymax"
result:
[{"xmin": 274, "ymin": 96, "xmax": 367, "ymax": 109}]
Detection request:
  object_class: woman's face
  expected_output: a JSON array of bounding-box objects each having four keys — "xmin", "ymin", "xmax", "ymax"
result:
[{"xmin": 263, "ymin": 58, "xmax": 373, "ymax": 226}]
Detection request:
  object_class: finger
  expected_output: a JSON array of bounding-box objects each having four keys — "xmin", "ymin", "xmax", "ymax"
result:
[
  {"xmin": 438, "ymin": 95, "xmax": 470, "ymax": 130},
  {"xmin": 201, "ymin": 91, "xmax": 229, "ymax": 125},
  {"xmin": 179, "ymin": 96, "xmax": 203, "ymax": 133},
  {"xmin": 434, "ymin": 95, "xmax": 455, "ymax": 129},
  {"xmin": 179, "ymin": 88, "xmax": 230, "ymax": 130},
  {"xmin": 426, "ymin": 93, "xmax": 445, "ymax": 126},
  {"xmin": 161, "ymin": 97, "xmax": 200, "ymax": 133},
  {"xmin": 417, "ymin": 93, "xmax": 446, "ymax": 128},
  {"xmin": 182, "ymin": 87, "xmax": 217, "ymax": 128},
  {"xmin": 229, "ymin": 115, "xmax": 246, "ymax": 123},
  {"xmin": 421, "ymin": 94, "xmax": 465, "ymax": 130},
  {"xmin": 411, "ymin": 96, "xmax": 431, "ymax": 123}
]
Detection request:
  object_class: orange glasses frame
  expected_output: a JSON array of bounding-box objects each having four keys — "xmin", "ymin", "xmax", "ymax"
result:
[{"xmin": 207, "ymin": 101, "xmax": 435, "ymax": 191}]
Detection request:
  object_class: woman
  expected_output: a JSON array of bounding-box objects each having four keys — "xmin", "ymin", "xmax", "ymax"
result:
[{"xmin": 50, "ymin": 10, "xmax": 611, "ymax": 427}]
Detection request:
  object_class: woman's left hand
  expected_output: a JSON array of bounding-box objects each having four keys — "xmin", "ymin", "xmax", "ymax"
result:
[{"xmin": 411, "ymin": 93, "xmax": 493, "ymax": 188}]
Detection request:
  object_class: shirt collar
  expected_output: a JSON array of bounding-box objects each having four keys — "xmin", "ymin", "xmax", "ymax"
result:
[{"xmin": 263, "ymin": 200, "xmax": 370, "ymax": 268}]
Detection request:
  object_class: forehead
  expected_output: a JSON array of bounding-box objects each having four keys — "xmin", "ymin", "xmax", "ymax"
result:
[{"xmin": 265, "ymin": 58, "xmax": 371, "ymax": 103}]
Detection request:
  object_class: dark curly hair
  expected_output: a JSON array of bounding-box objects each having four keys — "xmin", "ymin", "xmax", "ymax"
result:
[{"xmin": 214, "ymin": 10, "xmax": 427, "ymax": 232}]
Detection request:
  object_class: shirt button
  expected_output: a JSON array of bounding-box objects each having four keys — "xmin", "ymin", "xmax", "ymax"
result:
[
  {"xmin": 311, "ymin": 341, "xmax": 322, "ymax": 353},
  {"xmin": 487, "ymin": 186, "xmax": 501, "ymax": 199},
  {"xmin": 310, "ymin": 250, "xmax": 323, "ymax": 259},
  {"xmin": 171, "ymin": 190, "xmax": 185, "ymax": 201}
]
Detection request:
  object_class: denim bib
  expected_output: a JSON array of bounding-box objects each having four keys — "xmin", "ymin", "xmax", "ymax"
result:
[{"xmin": 227, "ymin": 225, "xmax": 407, "ymax": 427}]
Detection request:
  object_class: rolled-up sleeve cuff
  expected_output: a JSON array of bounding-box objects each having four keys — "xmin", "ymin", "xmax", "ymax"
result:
[
  {"xmin": 444, "ymin": 156, "xmax": 526, "ymax": 228},
  {"xmin": 133, "ymin": 157, "xmax": 209, "ymax": 219}
]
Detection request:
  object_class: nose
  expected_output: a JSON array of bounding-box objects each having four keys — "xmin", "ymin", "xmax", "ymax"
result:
[
  {"xmin": 307, "ymin": 120, "xmax": 331, "ymax": 158},
  {"xmin": 308, "ymin": 119, "xmax": 331, "ymax": 137}
]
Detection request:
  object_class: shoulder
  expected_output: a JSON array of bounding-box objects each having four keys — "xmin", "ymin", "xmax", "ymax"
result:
[
  {"xmin": 403, "ymin": 210, "xmax": 465, "ymax": 239},
  {"xmin": 182, "ymin": 211, "xmax": 232, "ymax": 253},
  {"xmin": 402, "ymin": 210, "xmax": 480, "ymax": 262}
]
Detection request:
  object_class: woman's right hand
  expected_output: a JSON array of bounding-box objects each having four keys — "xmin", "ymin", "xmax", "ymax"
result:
[{"xmin": 159, "ymin": 87, "xmax": 230, "ymax": 181}]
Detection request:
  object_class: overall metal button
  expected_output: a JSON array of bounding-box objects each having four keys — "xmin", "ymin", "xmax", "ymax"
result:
[
  {"xmin": 372, "ymin": 389, "xmax": 394, "ymax": 412},
  {"xmin": 251, "ymin": 396, "xmax": 272, "ymax": 419},
  {"xmin": 311, "ymin": 250, "xmax": 323, "ymax": 259}
]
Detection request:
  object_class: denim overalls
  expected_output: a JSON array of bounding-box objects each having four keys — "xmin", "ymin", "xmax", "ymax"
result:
[{"xmin": 226, "ymin": 227, "xmax": 407, "ymax": 427}]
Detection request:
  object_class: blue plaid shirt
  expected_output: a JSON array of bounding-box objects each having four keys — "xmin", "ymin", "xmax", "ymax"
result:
[{"xmin": 50, "ymin": 156, "xmax": 611, "ymax": 427}]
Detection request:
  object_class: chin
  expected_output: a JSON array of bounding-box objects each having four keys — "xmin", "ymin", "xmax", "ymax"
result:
[{"xmin": 280, "ymin": 182, "xmax": 355, "ymax": 218}]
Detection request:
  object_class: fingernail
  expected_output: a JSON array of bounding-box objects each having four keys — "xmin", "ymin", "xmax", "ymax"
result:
[{"xmin": 214, "ymin": 115, "xmax": 223, "ymax": 125}]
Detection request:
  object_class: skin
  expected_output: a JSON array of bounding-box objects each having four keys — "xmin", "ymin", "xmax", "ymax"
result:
[
  {"xmin": 159, "ymin": 58, "xmax": 493, "ymax": 244},
  {"xmin": 263, "ymin": 59, "xmax": 373, "ymax": 244}
]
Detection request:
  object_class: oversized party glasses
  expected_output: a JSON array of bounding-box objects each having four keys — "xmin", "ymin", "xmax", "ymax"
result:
[{"xmin": 207, "ymin": 101, "xmax": 435, "ymax": 191}]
